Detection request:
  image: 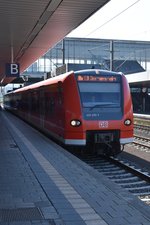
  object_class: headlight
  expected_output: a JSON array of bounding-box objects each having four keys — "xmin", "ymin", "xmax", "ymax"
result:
[
  {"xmin": 70, "ymin": 119, "xmax": 81, "ymax": 127},
  {"xmin": 124, "ymin": 119, "xmax": 132, "ymax": 126}
]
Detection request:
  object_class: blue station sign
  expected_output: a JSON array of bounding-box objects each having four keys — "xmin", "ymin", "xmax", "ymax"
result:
[{"xmin": 5, "ymin": 63, "xmax": 20, "ymax": 77}]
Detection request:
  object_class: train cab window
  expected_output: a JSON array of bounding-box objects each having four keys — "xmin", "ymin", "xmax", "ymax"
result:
[
  {"xmin": 78, "ymin": 82, "xmax": 123, "ymax": 120},
  {"xmin": 79, "ymin": 83, "xmax": 121, "ymax": 105}
]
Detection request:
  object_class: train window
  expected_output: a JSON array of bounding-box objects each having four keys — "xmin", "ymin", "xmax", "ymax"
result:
[
  {"xmin": 49, "ymin": 97, "xmax": 55, "ymax": 113},
  {"xmin": 57, "ymin": 82, "xmax": 63, "ymax": 105},
  {"xmin": 78, "ymin": 82, "xmax": 122, "ymax": 120},
  {"xmin": 79, "ymin": 83, "xmax": 121, "ymax": 105},
  {"xmin": 30, "ymin": 90, "xmax": 40, "ymax": 114},
  {"xmin": 45, "ymin": 93, "xmax": 55, "ymax": 114}
]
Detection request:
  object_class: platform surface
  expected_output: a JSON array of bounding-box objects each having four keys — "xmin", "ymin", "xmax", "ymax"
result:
[{"xmin": 0, "ymin": 109, "xmax": 150, "ymax": 225}]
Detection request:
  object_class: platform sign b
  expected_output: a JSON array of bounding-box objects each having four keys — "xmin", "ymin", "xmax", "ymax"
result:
[{"xmin": 5, "ymin": 63, "xmax": 20, "ymax": 77}]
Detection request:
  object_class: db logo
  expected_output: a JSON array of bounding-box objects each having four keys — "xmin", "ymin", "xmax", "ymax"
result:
[{"xmin": 99, "ymin": 121, "xmax": 108, "ymax": 128}]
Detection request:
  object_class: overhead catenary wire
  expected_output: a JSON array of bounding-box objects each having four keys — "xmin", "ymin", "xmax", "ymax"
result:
[{"xmin": 86, "ymin": 0, "xmax": 141, "ymax": 37}]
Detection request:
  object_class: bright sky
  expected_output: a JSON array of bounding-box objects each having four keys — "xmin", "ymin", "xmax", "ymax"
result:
[{"xmin": 68, "ymin": 0, "xmax": 150, "ymax": 41}]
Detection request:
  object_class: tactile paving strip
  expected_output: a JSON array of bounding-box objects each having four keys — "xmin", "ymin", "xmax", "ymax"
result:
[{"xmin": 0, "ymin": 207, "xmax": 43, "ymax": 222}]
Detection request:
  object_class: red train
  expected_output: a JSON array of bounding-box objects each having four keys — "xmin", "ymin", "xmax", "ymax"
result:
[{"xmin": 4, "ymin": 69, "xmax": 133, "ymax": 155}]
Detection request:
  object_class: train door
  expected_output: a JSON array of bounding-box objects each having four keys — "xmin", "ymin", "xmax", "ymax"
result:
[
  {"xmin": 39, "ymin": 88, "xmax": 45, "ymax": 128},
  {"xmin": 44, "ymin": 86, "xmax": 54, "ymax": 130},
  {"xmin": 29, "ymin": 89, "xmax": 40, "ymax": 125},
  {"xmin": 44, "ymin": 83, "xmax": 65, "ymax": 141}
]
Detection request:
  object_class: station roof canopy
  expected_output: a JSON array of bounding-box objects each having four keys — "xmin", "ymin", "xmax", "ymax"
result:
[{"xmin": 0, "ymin": 0, "xmax": 110, "ymax": 85}]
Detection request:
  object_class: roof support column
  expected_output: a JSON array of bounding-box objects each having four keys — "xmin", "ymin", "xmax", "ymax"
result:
[
  {"xmin": 110, "ymin": 40, "xmax": 114, "ymax": 71},
  {"xmin": 11, "ymin": 46, "xmax": 14, "ymax": 63}
]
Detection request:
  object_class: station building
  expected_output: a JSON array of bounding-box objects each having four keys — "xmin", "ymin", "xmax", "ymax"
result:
[{"xmin": 18, "ymin": 37, "xmax": 150, "ymax": 114}]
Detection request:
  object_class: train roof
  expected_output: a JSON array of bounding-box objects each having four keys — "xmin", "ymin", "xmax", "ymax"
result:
[
  {"xmin": 11, "ymin": 71, "xmax": 74, "ymax": 94},
  {"xmin": 6, "ymin": 69, "xmax": 123, "ymax": 95},
  {"xmin": 74, "ymin": 69, "xmax": 123, "ymax": 76}
]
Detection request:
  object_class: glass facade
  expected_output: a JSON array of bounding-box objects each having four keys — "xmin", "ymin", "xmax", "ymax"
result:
[
  {"xmin": 25, "ymin": 37, "xmax": 150, "ymax": 75},
  {"xmin": 23, "ymin": 37, "xmax": 150, "ymax": 114}
]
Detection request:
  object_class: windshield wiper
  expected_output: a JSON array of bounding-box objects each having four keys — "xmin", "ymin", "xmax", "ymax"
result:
[{"xmin": 89, "ymin": 103, "xmax": 119, "ymax": 110}]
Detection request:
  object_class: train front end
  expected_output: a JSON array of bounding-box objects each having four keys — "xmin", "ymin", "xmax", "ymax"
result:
[{"xmin": 74, "ymin": 69, "xmax": 133, "ymax": 155}]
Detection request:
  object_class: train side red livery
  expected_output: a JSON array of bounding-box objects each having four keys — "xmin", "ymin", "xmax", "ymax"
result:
[{"xmin": 4, "ymin": 69, "xmax": 134, "ymax": 155}]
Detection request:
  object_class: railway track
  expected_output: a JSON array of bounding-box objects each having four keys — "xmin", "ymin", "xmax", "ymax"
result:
[
  {"xmin": 133, "ymin": 122, "xmax": 150, "ymax": 151},
  {"xmin": 71, "ymin": 123, "xmax": 150, "ymax": 206},
  {"xmin": 134, "ymin": 124, "xmax": 150, "ymax": 132},
  {"xmin": 75, "ymin": 153, "xmax": 150, "ymax": 206},
  {"xmin": 133, "ymin": 134, "xmax": 150, "ymax": 151}
]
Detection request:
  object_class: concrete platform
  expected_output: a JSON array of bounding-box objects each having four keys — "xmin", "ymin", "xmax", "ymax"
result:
[{"xmin": 0, "ymin": 109, "xmax": 150, "ymax": 225}]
